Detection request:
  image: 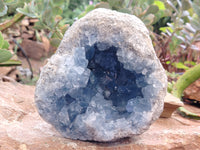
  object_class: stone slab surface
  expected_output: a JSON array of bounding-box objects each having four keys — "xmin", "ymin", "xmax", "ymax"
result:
[
  {"xmin": 184, "ymin": 78, "xmax": 200, "ymax": 102},
  {"xmin": 161, "ymin": 93, "xmax": 184, "ymax": 118},
  {"xmin": 0, "ymin": 81, "xmax": 200, "ymax": 150}
]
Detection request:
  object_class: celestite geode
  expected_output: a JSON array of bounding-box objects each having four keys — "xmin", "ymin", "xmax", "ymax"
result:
[{"xmin": 35, "ymin": 8, "xmax": 167, "ymax": 142}]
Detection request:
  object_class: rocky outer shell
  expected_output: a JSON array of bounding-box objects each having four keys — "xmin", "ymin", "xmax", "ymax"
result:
[{"xmin": 35, "ymin": 8, "xmax": 167, "ymax": 141}]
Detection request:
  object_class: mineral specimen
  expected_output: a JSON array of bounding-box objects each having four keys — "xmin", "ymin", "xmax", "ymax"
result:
[{"xmin": 35, "ymin": 8, "xmax": 167, "ymax": 142}]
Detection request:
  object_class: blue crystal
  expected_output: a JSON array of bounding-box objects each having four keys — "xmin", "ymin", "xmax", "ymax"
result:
[{"xmin": 36, "ymin": 42, "xmax": 162, "ymax": 141}]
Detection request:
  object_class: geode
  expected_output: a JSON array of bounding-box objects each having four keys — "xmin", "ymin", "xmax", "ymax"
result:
[{"xmin": 35, "ymin": 8, "xmax": 167, "ymax": 142}]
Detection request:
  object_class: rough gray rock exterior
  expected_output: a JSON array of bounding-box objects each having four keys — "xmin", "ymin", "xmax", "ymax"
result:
[{"xmin": 35, "ymin": 8, "xmax": 167, "ymax": 142}]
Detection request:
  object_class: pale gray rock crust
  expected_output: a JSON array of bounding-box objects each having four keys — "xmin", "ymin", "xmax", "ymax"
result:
[{"xmin": 35, "ymin": 8, "xmax": 167, "ymax": 142}]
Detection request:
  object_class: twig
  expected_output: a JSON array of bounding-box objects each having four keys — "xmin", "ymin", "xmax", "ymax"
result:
[
  {"xmin": 13, "ymin": 39, "xmax": 33, "ymax": 79},
  {"xmin": 6, "ymin": 67, "xmax": 16, "ymax": 76}
]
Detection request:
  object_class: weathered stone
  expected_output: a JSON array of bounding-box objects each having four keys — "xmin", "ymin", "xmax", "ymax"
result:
[
  {"xmin": 18, "ymin": 39, "xmax": 47, "ymax": 60},
  {"xmin": 35, "ymin": 8, "xmax": 167, "ymax": 142},
  {"xmin": 161, "ymin": 93, "xmax": 184, "ymax": 118},
  {"xmin": 184, "ymin": 78, "xmax": 200, "ymax": 102},
  {"xmin": 0, "ymin": 82, "xmax": 200, "ymax": 150},
  {"xmin": 0, "ymin": 67, "xmax": 13, "ymax": 76}
]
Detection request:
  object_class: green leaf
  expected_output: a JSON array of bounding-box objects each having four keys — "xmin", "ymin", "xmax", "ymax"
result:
[
  {"xmin": 78, "ymin": 5, "xmax": 95, "ymax": 19},
  {"xmin": 52, "ymin": 7, "xmax": 63, "ymax": 16},
  {"xmin": 167, "ymin": 82, "xmax": 173, "ymax": 93},
  {"xmin": 85, "ymin": 5, "xmax": 95, "ymax": 12},
  {"xmin": 50, "ymin": 38, "xmax": 61, "ymax": 47},
  {"xmin": 17, "ymin": 8, "xmax": 37, "ymax": 18},
  {"xmin": 35, "ymin": 1, "xmax": 44, "ymax": 12},
  {"xmin": 143, "ymin": 14, "xmax": 155, "ymax": 26},
  {"xmin": 95, "ymin": 2, "xmax": 110, "ymax": 9},
  {"xmin": 108, "ymin": 0, "xmax": 118, "ymax": 7},
  {"xmin": 160, "ymin": 26, "xmax": 173, "ymax": 33},
  {"xmin": 52, "ymin": 0, "xmax": 65, "ymax": 7},
  {"xmin": 0, "ymin": 32, "xmax": 9, "ymax": 49},
  {"xmin": 118, "ymin": 8, "xmax": 131, "ymax": 14},
  {"xmin": 190, "ymin": 18, "xmax": 200, "ymax": 31},
  {"xmin": 192, "ymin": 3, "xmax": 200, "ymax": 18},
  {"xmin": 0, "ymin": 59, "xmax": 21, "ymax": 66},
  {"xmin": 184, "ymin": 61, "xmax": 196, "ymax": 66},
  {"xmin": 42, "ymin": 8, "xmax": 55, "ymax": 27},
  {"xmin": 0, "ymin": 0, "xmax": 8, "ymax": 17},
  {"xmin": 166, "ymin": 61, "xmax": 170, "ymax": 64},
  {"xmin": 177, "ymin": 107, "xmax": 200, "ymax": 120},
  {"xmin": 154, "ymin": 0, "xmax": 165, "ymax": 10},
  {"xmin": 0, "ymin": 32, "xmax": 4, "ymax": 49},
  {"xmin": 4, "ymin": 0, "xmax": 18, "ymax": 5},
  {"xmin": 17, "ymin": 3, "xmax": 37, "ymax": 18},
  {"xmin": 172, "ymin": 62, "xmax": 189, "ymax": 70},
  {"xmin": 185, "ymin": 23, "xmax": 196, "ymax": 33},
  {"xmin": 145, "ymin": 5, "xmax": 159, "ymax": 15},
  {"xmin": 182, "ymin": 0, "xmax": 191, "ymax": 10},
  {"xmin": 182, "ymin": 10, "xmax": 190, "ymax": 17},
  {"xmin": 59, "ymin": 24, "xmax": 69, "ymax": 35},
  {"xmin": 133, "ymin": 7, "xmax": 142, "ymax": 16},
  {"xmin": 2, "ymin": 40, "xmax": 9, "ymax": 49},
  {"xmin": 190, "ymin": 44, "xmax": 199, "ymax": 51},
  {"xmin": 0, "ymin": 49, "xmax": 12, "ymax": 63},
  {"xmin": 4, "ymin": 0, "xmax": 14, "ymax": 3},
  {"xmin": 34, "ymin": 21, "xmax": 46, "ymax": 30},
  {"xmin": 173, "ymin": 64, "xmax": 200, "ymax": 98},
  {"xmin": 177, "ymin": 0, "xmax": 182, "ymax": 8},
  {"xmin": 165, "ymin": 0, "xmax": 178, "ymax": 13},
  {"xmin": 147, "ymin": 0, "xmax": 154, "ymax": 5}
]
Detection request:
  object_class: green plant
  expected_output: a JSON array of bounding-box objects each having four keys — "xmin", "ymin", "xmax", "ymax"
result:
[
  {"xmin": 16, "ymin": 0, "xmax": 68, "ymax": 39},
  {"xmin": 97, "ymin": 0, "xmax": 170, "ymax": 31},
  {"xmin": 0, "ymin": 31, "xmax": 21, "ymax": 66},
  {"xmin": 15, "ymin": 0, "xmax": 98, "ymax": 47},
  {"xmin": 0, "ymin": 1, "xmax": 27, "ymax": 32},
  {"xmin": 0, "ymin": 0, "xmax": 29, "ymax": 17},
  {"xmin": 0, "ymin": 0, "xmax": 8, "ymax": 17},
  {"xmin": 19, "ymin": 75, "xmax": 39, "ymax": 85},
  {"xmin": 0, "ymin": 13, "xmax": 24, "ymax": 31},
  {"xmin": 62, "ymin": 0, "xmax": 99, "ymax": 24},
  {"xmin": 173, "ymin": 63, "xmax": 200, "ymax": 98},
  {"xmin": 158, "ymin": 0, "xmax": 200, "ymax": 72},
  {"xmin": 172, "ymin": 63, "xmax": 200, "ymax": 120}
]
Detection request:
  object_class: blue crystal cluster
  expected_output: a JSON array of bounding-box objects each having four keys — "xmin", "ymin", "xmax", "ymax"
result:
[{"xmin": 36, "ymin": 42, "xmax": 163, "ymax": 141}]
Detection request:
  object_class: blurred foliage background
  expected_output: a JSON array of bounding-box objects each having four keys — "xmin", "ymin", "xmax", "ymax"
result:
[{"xmin": 1, "ymin": 0, "xmax": 200, "ymax": 72}]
